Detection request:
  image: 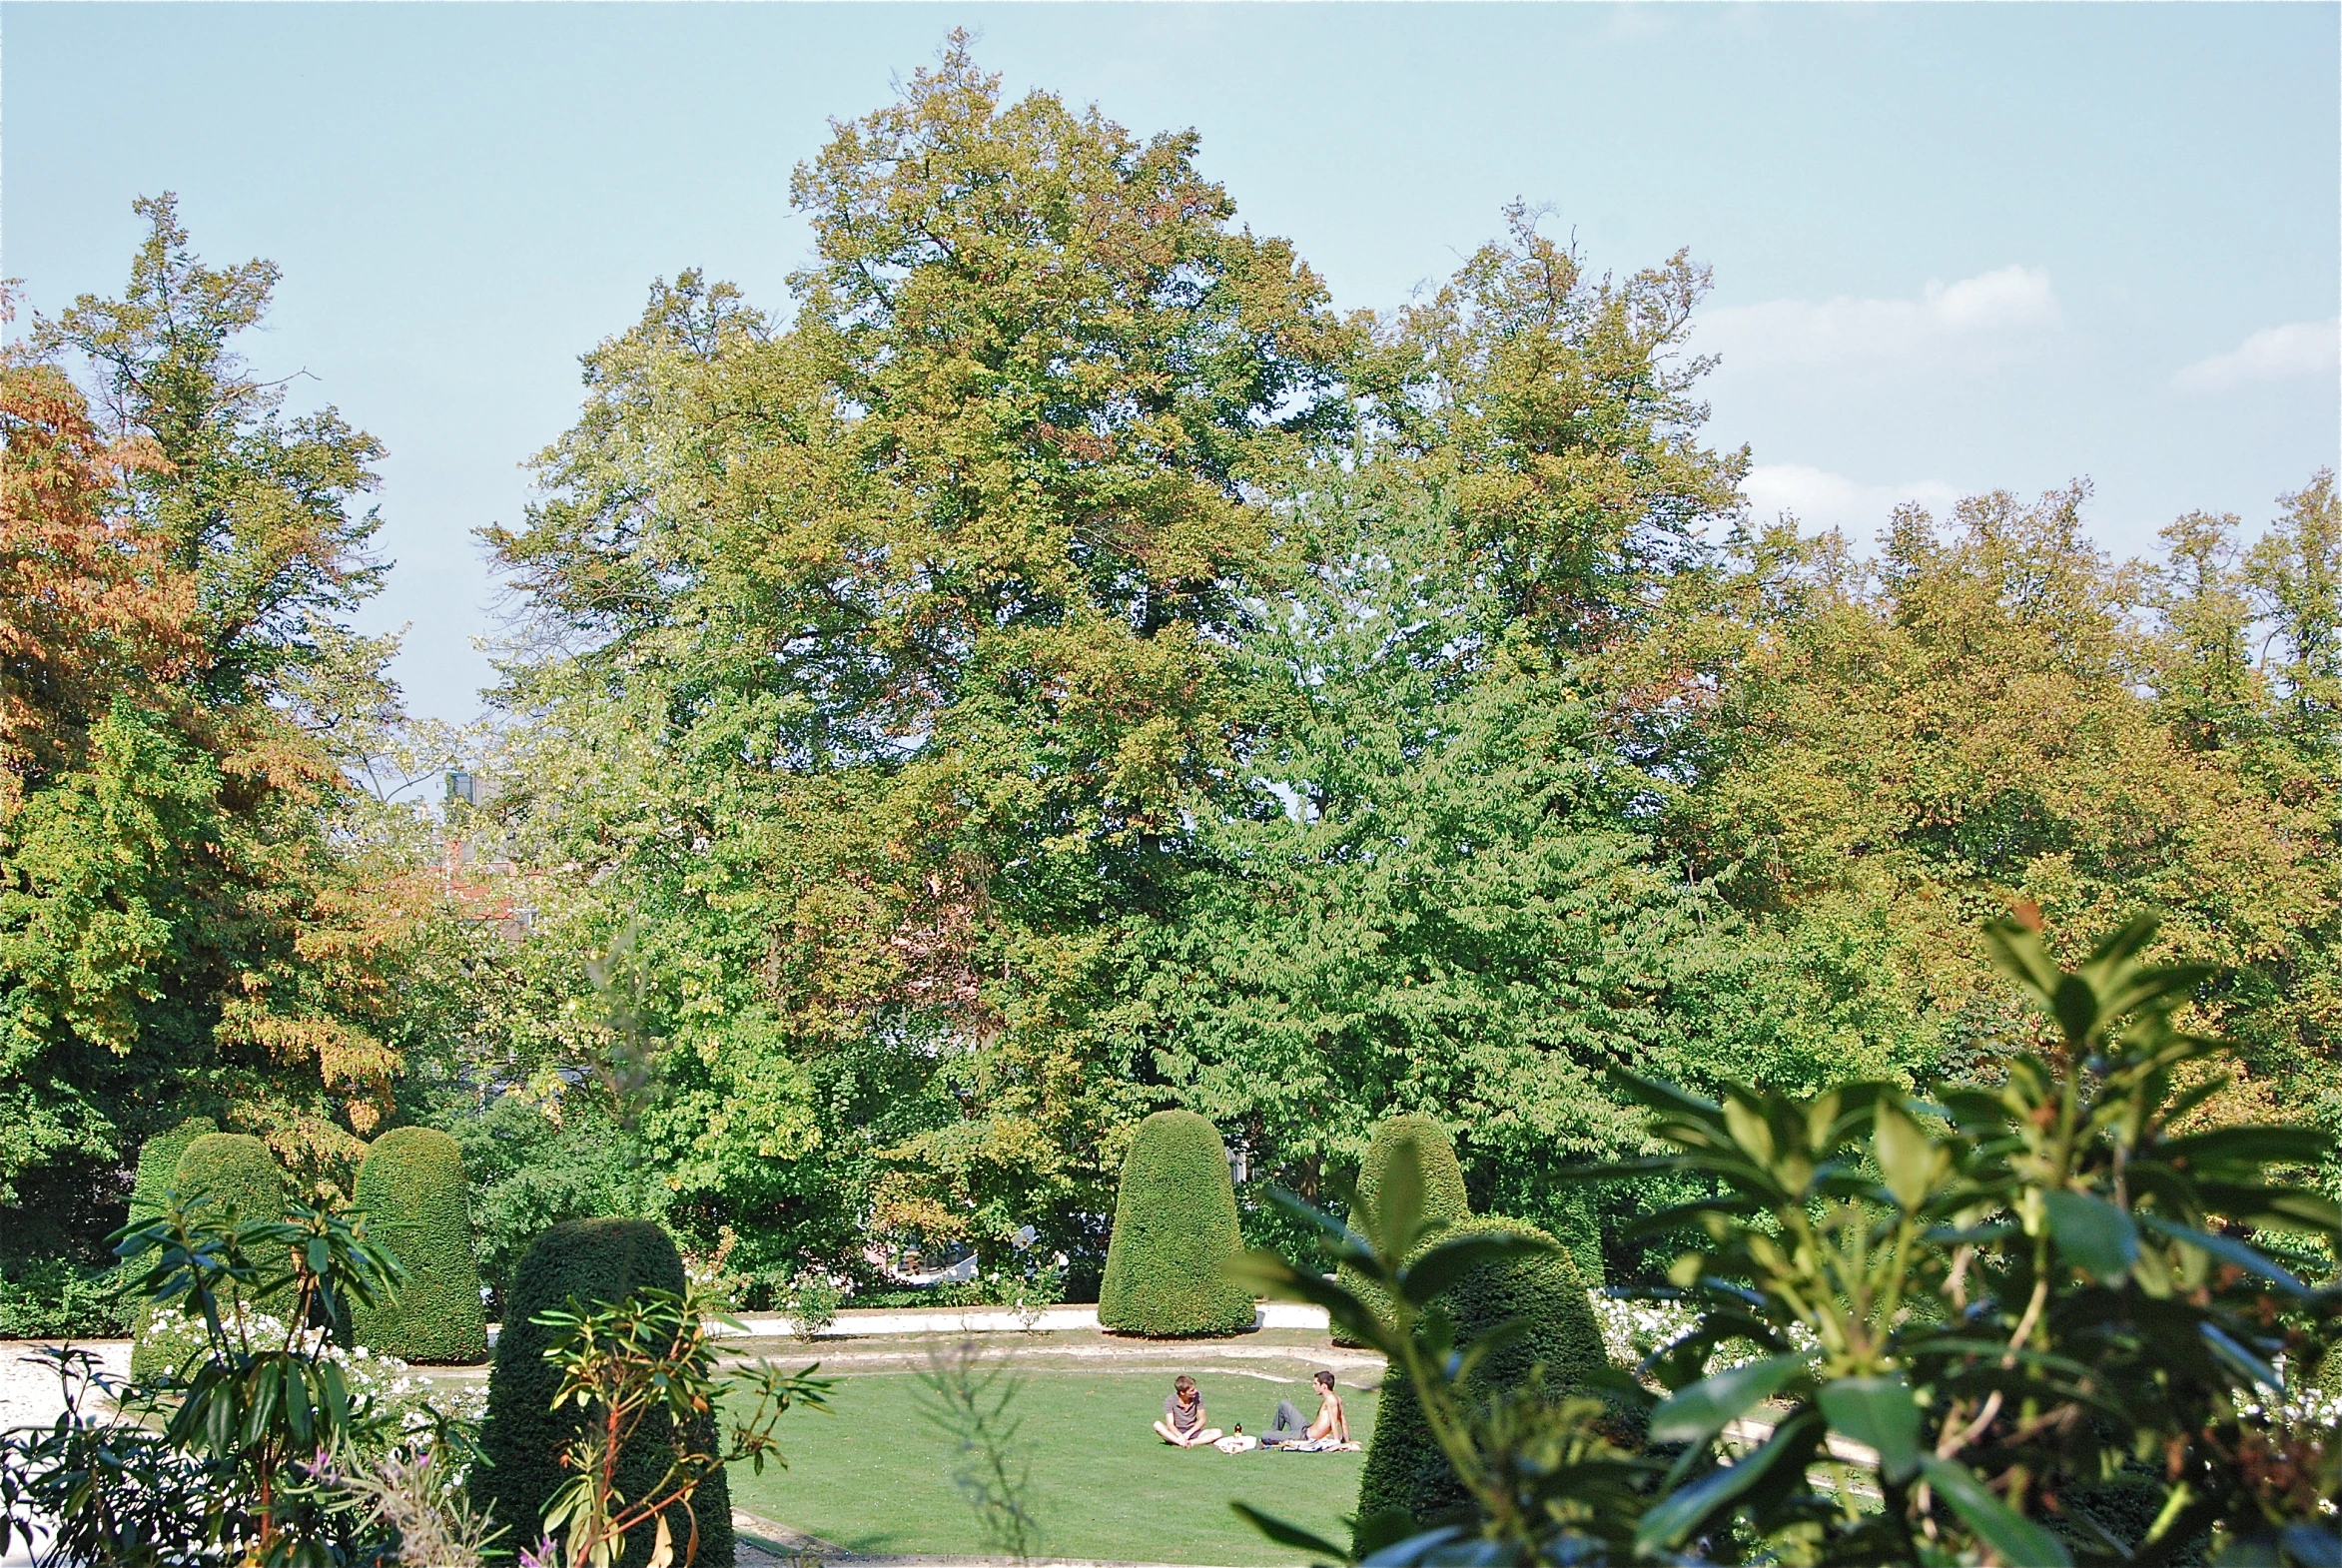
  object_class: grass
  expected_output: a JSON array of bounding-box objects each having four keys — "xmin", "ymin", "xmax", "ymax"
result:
[{"xmin": 726, "ymin": 1357, "xmax": 1380, "ymax": 1565}]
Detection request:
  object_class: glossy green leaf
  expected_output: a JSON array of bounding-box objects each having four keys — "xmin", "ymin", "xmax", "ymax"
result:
[
  {"xmin": 2158, "ymin": 1125, "xmax": 2333, "ymax": 1172},
  {"xmin": 2050, "ymin": 974, "xmax": 2100, "ymax": 1046},
  {"xmin": 1396, "ymin": 1230, "xmax": 1556, "ymax": 1308},
  {"xmin": 1723, "ymin": 1096, "xmax": 1777, "ymax": 1164},
  {"xmin": 1920, "ymin": 1456, "xmax": 2071, "ymax": 1566},
  {"xmin": 1873, "ymin": 1101, "xmax": 1940, "ymax": 1211},
  {"xmin": 1228, "ymin": 1502, "xmax": 1350, "ymax": 1562},
  {"xmin": 1636, "ymin": 1410, "xmax": 1823, "ymax": 1554},
  {"xmin": 2041, "ymin": 1189, "xmax": 2139, "ymax": 1281},
  {"xmin": 1818, "ymin": 1373, "xmax": 1922, "ymax": 1481},
  {"xmin": 1648, "ymin": 1352, "xmax": 1807, "ymax": 1445},
  {"xmin": 1983, "ymin": 919, "xmax": 2066, "ymax": 1005},
  {"xmin": 2135, "ymin": 1214, "xmax": 2307, "ymax": 1296},
  {"xmin": 2200, "ymin": 1323, "xmax": 2282, "ymax": 1390}
]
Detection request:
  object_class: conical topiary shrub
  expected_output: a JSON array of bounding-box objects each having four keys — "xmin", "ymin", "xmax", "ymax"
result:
[
  {"xmin": 1334, "ymin": 1115, "xmax": 1473, "ymax": 1347},
  {"xmin": 123, "ymin": 1116, "xmax": 219, "ymax": 1363},
  {"xmin": 1552, "ymin": 1188, "xmax": 1606, "ymax": 1290},
  {"xmin": 131, "ymin": 1133, "xmax": 290, "ymax": 1377},
  {"xmin": 1354, "ymin": 1216, "xmax": 1609, "ymax": 1534},
  {"xmin": 127, "ymin": 1116, "xmax": 219, "ymax": 1228},
  {"xmin": 473, "ymin": 1218, "xmax": 733, "ymax": 1568},
  {"xmin": 350, "ymin": 1127, "xmax": 488, "ymax": 1364},
  {"xmin": 1098, "ymin": 1109, "xmax": 1254, "ymax": 1337}
]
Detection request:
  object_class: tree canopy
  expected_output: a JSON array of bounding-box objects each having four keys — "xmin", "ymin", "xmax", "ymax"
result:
[{"xmin": 3, "ymin": 39, "xmax": 2335, "ymax": 1319}]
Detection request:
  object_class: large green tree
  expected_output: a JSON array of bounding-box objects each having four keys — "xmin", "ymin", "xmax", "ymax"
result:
[
  {"xmin": 2, "ymin": 201, "xmax": 446, "ymax": 1305},
  {"xmin": 474, "ymin": 37, "xmax": 1350, "ymax": 1287}
]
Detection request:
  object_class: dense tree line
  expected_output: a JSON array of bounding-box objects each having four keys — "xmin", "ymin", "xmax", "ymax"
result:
[{"xmin": 5, "ymin": 41, "xmax": 2337, "ymax": 1319}]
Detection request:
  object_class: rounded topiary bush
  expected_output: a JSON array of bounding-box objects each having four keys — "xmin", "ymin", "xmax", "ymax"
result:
[
  {"xmin": 1354, "ymin": 1216, "xmax": 1608, "ymax": 1533},
  {"xmin": 473, "ymin": 1218, "xmax": 733, "ymax": 1568},
  {"xmin": 132, "ymin": 1133, "xmax": 290, "ymax": 1377},
  {"xmin": 127, "ymin": 1116, "xmax": 219, "ymax": 1228},
  {"xmin": 1098, "ymin": 1109, "xmax": 1254, "ymax": 1337},
  {"xmin": 173, "ymin": 1132, "xmax": 290, "ymax": 1223},
  {"xmin": 350, "ymin": 1128, "xmax": 488, "ymax": 1364},
  {"xmin": 1551, "ymin": 1188, "xmax": 1606, "ymax": 1290},
  {"xmin": 1334, "ymin": 1116, "xmax": 1473, "ymax": 1347},
  {"xmin": 123, "ymin": 1116, "xmax": 220, "ymax": 1364}
]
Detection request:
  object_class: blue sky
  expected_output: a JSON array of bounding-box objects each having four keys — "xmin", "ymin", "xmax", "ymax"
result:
[{"xmin": 6, "ymin": 3, "xmax": 2337, "ymax": 724}]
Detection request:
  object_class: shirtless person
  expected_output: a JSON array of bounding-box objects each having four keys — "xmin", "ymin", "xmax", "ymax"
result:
[
  {"xmin": 1263, "ymin": 1369, "xmax": 1349, "ymax": 1446},
  {"xmin": 1154, "ymin": 1374, "xmax": 1222, "ymax": 1447}
]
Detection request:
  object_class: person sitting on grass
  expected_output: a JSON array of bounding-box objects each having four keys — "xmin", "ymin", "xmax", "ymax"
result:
[
  {"xmin": 1262, "ymin": 1369, "xmax": 1348, "ymax": 1447},
  {"xmin": 1154, "ymin": 1374, "xmax": 1221, "ymax": 1447}
]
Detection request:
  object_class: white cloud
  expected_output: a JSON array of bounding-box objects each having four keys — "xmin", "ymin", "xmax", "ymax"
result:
[
  {"xmin": 1743, "ymin": 464, "xmax": 1962, "ymax": 535},
  {"xmin": 1698, "ymin": 266, "xmax": 2059, "ymax": 372},
  {"xmin": 2172, "ymin": 319, "xmax": 2340, "ymax": 394}
]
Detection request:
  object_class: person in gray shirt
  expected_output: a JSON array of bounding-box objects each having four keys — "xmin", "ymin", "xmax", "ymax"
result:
[{"xmin": 1154, "ymin": 1374, "xmax": 1222, "ymax": 1447}]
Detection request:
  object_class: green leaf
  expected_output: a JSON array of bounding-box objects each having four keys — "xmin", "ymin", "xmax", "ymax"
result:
[
  {"xmin": 1983, "ymin": 920, "xmax": 2067, "ymax": 1006},
  {"xmin": 2135, "ymin": 1214, "xmax": 2308, "ymax": 1296},
  {"xmin": 1723, "ymin": 1096, "xmax": 1777, "ymax": 1164},
  {"xmin": 1228, "ymin": 1502, "xmax": 1350, "ymax": 1563},
  {"xmin": 2198, "ymin": 1184, "xmax": 2342, "ymax": 1234},
  {"xmin": 1225, "ymin": 1251, "xmax": 1391, "ymax": 1348},
  {"xmin": 1349, "ymin": 1508, "xmax": 1418, "ymax": 1561},
  {"xmin": 1920, "ymin": 1456, "xmax": 2070, "ymax": 1566},
  {"xmin": 1648, "ymin": 1352, "xmax": 1808, "ymax": 1445},
  {"xmin": 2041, "ymin": 1189, "xmax": 2139, "ymax": 1281},
  {"xmin": 1818, "ymin": 1373, "xmax": 1922, "ymax": 1481},
  {"xmin": 1636, "ymin": 1409, "xmax": 1823, "ymax": 1554},
  {"xmin": 1395, "ymin": 1229, "xmax": 1556, "ymax": 1307},
  {"xmin": 2050, "ymin": 974, "xmax": 2101, "ymax": 1046},
  {"xmin": 1360, "ymin": 1526, "xmax": 1470, "ymax": 1568},
  {"xmin": 1375, "ymin": 1144, "xmax": 1424, "ymax": 1259},
  {"xmin": 2160, "ymin": 1126, "xmax": 2336, "ymax": 1172},
  {"xmin": 2200, "ymin": 1323, "xmax": 2282, "ymax": 1390},
  {"xmin": 1609, "ymin": 1070, "xmax": 1723, "ymax": 1122},
  {"xmin": 1873, "ymin": 1101, "xmax": 1941, "ymax": 1211}
]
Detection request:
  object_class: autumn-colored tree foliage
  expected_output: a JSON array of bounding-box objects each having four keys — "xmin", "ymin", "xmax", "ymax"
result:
[
  {"xmin": 1607, "ymin": 485, "xmax": 2342, "ymax": 1126},
  {"xmin": 0, "ymin": 300, "xmax": 192, "ymax": 818},
  {"xmin": 447, "ymin": 43, "xmax": 2339, "ymax": 1301},
  {"xmin": 10, "ymin": 50, "xmax": 2334, "ymax": 1327},
  {"xmin": 475, "ymin": 35, "xmax": 1352, "ymax": 1289},
  {"xmin": 2, "ymin": 205, "xmax": 443, "ymax": 1302}
]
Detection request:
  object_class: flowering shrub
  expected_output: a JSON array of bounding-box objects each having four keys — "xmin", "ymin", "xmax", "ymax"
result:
[
  {"xmin": 141, "ymin": 1305, "xmax": 489, "ymax": 1452},
  {"xmin": 1, "ymin": 1197, "xmax": 498, "ymax": 1566},
  {"xmin": 1585, "ymin": 1293, "xmax": 1697, "ymax": 1369},
  {"xmin": 1585, "ymin": 1291, "xmax": 1820, "ymax": 1374}
]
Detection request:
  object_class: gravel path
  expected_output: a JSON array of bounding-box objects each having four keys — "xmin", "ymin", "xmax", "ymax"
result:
[{"xmin": 0, "ymin": 1339, "xmax": 129, "ymax": 1439}]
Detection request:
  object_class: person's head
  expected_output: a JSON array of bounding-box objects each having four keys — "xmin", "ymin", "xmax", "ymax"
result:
[
  {"xmin": 1313, "ymin": 1369, "xmax": 1336, "ymax": 1393},
  {"xmin": 1174, "ymin": 1374, "xmax": 1196, "ymax": 1403}
]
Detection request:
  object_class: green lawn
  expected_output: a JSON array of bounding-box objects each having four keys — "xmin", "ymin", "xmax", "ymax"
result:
[{"xmin": 726, "ymin": 1363, "xmax": 1380, "ymax": 1565}]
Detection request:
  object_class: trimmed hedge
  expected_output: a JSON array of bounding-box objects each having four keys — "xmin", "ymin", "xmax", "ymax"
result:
[
  {"xmin": 132, "ymin": 1133, "xmax": 289, "ymax": 1377},
  {"xmin": 1334, "ymin": 1116, "xmax": 1473, "ymax": 1348},
  {"xmin": 350, "ymin": 1128, "xmax": 488, "ymax": 1364},
  {"xmin": 1551, "ymin": 1187, "xmax": 1606, "ymax": 1290},
  {"xmin": 473, "ymin": 1219, "xmax": 733, "ymax": 1568},
  {"xmin": 123, "ymin": 1116, "xmax": 220, "ymax": 1361},
  {"xmin": 1098, "ymin": 1110, "xmax": 1254, "ymax": 1337},
  {"xmin": 127, "ymin": 1116, "xmax": 219, "ymax": 1227},
  {"xmin": 1354, "ymin": 1216, "xmax": 1608, "ymax": 1532}
]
